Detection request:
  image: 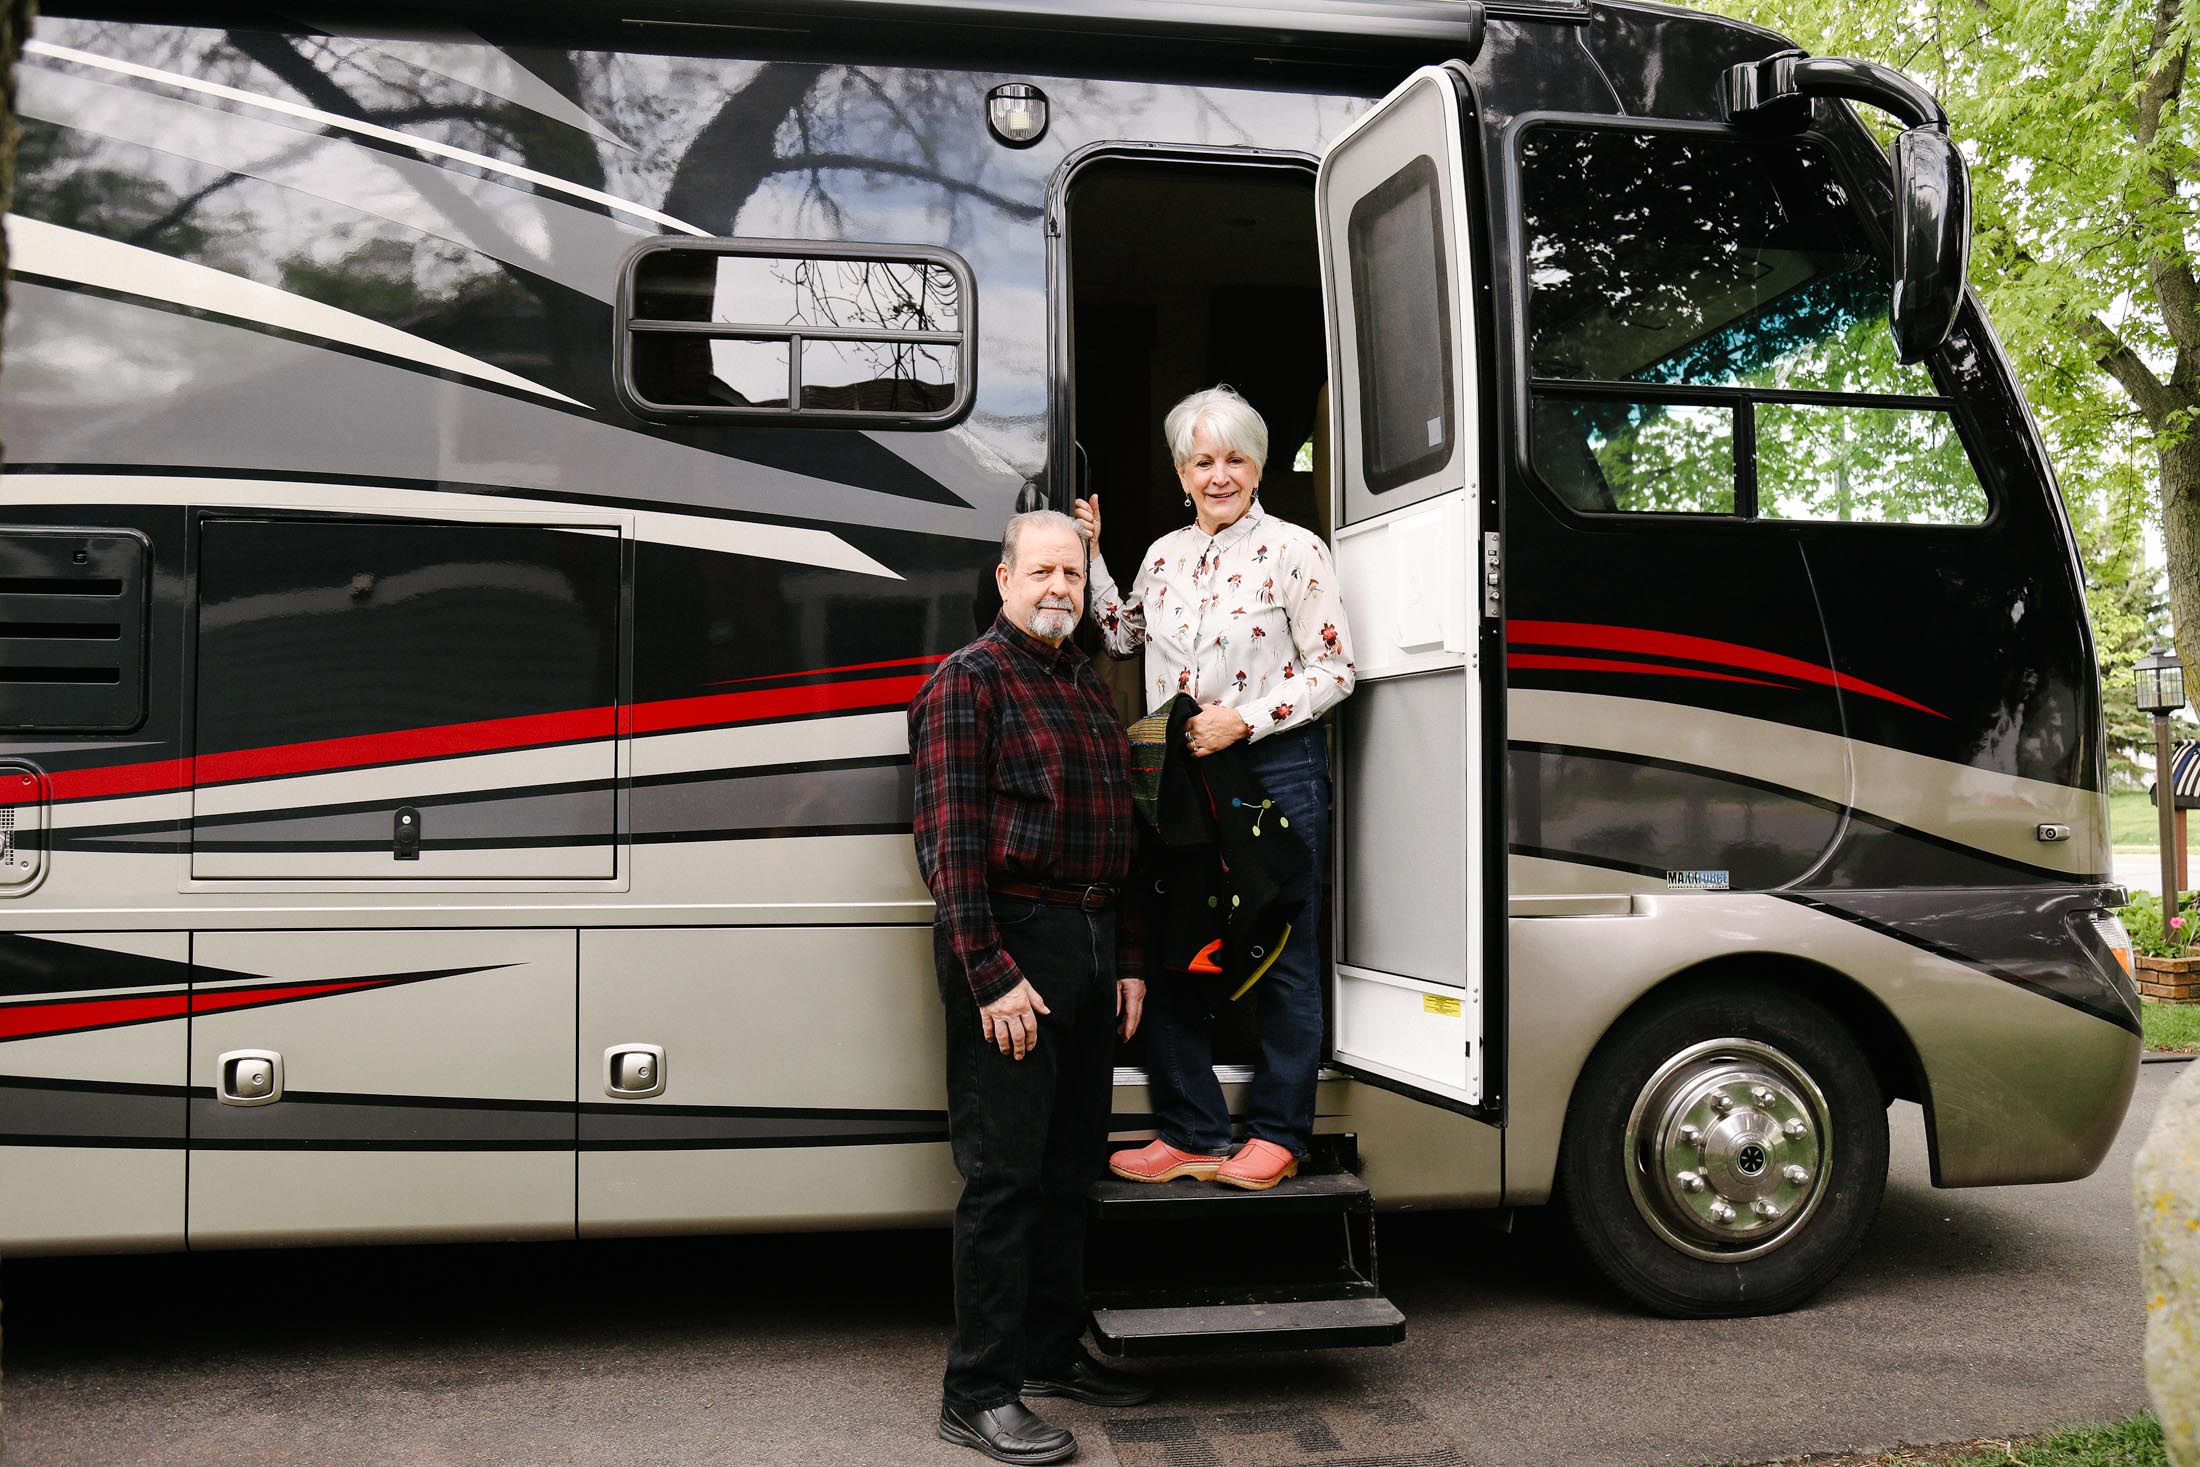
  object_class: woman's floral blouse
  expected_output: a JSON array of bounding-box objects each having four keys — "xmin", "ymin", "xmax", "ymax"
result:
[{"xmin": 1088, "ymin": 502, "xmax": 1356, "ymax": 740}]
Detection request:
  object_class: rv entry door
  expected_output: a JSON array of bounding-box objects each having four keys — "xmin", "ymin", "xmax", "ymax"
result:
[{"xmin": 1316, "ymin": 64, "xmax": 1496, "ymax": 1116}]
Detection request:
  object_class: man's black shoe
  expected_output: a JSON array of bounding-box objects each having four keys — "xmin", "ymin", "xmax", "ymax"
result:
[
  {"xmin": 1021, "ymin": 1354, "xmax": 1158, "ymax": 1407},
  {"xmin": 937, "ymin": 1400, "xmax": 1078, "ymax": 1464}
]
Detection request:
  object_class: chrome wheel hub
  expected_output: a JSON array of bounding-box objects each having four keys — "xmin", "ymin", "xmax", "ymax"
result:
[{"xmin": 1623, "ymin": 1038, "xmax": 1832, "ymax": 1262}]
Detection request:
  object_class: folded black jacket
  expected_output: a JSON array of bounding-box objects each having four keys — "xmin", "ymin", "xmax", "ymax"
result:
[{"xmin": 1127, "ymin": 694, "xmax": 1310, "ymax": 1003}]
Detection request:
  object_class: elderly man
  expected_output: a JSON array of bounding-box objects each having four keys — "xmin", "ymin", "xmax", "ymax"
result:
[{"xmin": 910, "ymin": 509, "xmax": 1155, "ymax": 1464}]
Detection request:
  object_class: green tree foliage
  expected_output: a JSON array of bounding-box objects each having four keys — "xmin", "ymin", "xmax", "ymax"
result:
[{"xmin": 1685, "ymin": 0, "xmax": 2195, "ymax": 760}]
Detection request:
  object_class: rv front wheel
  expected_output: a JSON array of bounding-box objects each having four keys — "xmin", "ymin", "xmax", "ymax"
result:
[{"xmin": 1558, "ymin": 983, "xmax": 1888, "ymax": 1317}]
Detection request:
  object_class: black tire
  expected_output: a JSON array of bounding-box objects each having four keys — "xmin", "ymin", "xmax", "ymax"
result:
[{"xmin": 1557, "ymin": 981, "xmax": 1888, "ymax": 1317}]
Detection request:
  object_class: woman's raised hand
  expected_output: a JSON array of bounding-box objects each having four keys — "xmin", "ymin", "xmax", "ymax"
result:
[{"xmin": 1073, "ymin": 494, "xmax": 1102, "ymax": 544}]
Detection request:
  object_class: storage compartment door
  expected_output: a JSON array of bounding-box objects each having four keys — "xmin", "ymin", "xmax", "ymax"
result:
[
  {"xmin": 1317, "ymin": 64, "xmax": 1493, "ymax": 1112},
  {"xmin": 192, "ymin": 517, "xmax": 620, "ymax": 880},
  {"xmin": 188, "ymin": 928, "xmax": 575, "ymax": 1246}
]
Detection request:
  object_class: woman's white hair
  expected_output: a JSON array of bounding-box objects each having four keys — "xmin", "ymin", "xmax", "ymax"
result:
[{"xmin": 1164, "ymin": 385, "xmax": 1268, "ymax": 470}]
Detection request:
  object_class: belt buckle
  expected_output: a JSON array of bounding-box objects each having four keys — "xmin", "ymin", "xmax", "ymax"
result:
[{"xmin": 1079, "ymin": 884, "xmax": 1110, "ymax": 911}]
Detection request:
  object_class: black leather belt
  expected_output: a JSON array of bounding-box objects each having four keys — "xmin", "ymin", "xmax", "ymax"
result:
[{"xmin": 989, "ymin": 879, "xmax": 1118, "ymax": 911}]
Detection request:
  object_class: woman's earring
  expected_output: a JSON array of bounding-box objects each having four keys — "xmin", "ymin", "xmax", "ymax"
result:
[{"xmin": 1183, "ymin": 493, "xmax": 1194, "ymax": 511}]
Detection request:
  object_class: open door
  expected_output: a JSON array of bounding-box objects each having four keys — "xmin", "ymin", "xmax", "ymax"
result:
[{"xmin": 1317, "ymin": 63, "xmax": 1501, "ymax": 1117}]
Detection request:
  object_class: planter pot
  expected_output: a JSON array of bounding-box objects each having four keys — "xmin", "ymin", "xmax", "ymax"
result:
[{"xmin": 2138, "ymin": 953, "xmax": 2200, "ymax": 1004}]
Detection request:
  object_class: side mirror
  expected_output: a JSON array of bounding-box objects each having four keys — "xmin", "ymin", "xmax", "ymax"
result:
[
  {"xmin": 1723, "ymin": 51, "xmax": 1972, "ymax": 363},
  {"xmin": 1889, "ymin": 128, "xmax": 1970, "ymax": 364}
]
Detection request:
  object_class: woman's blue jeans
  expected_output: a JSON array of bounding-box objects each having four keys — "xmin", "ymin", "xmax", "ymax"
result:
[{"xmin": 1143, "ymin": 722, "xmax": 1329, "ymax": 1158}]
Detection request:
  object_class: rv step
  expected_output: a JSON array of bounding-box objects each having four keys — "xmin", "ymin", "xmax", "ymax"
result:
[
  {"xmin": 1091, "ymin": 1292, "xmax": 1406, "ymax": 1356},
  {"xmin": 1087, "ymin": 1166, "xmax": 1372, "ymax": 1220}
]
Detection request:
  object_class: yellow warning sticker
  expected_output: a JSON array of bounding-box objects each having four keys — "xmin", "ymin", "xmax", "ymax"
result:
[{"xmin": 1422, "ymin": 993, "xmax": 1462, "ymax": 1018}]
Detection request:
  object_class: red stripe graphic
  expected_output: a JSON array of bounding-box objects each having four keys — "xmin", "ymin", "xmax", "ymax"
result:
[
  {"xmin": 703, "ymin": 655, "xmax": 944, "ymax": 687},
  {"xmin": 5, "ymin": 668, "xmax": 931, "ymax": 808},
  {"xmin": 1506, "ymin": 620, "xmax": 1945, "ymax": 719},
  {"xmin": 1506, "ymin": 653, "xmax": 1784, "ymax": 690},
  {"xmin": 0, "ymin": 977, "xmax": 418, "ymax": 1042},
  {"xmin": 0, "ymin": 991, "xmax": 187, "ymax": 1041}
]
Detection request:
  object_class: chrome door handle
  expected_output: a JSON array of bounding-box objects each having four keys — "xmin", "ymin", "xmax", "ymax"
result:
[
  {"xmin": 603, "ymin": 1044, "xmax": 665, "ymax": 1099},
  {"xmin": 216, "ymin": 1048, "xmax": 284, "ymax": 1107}
]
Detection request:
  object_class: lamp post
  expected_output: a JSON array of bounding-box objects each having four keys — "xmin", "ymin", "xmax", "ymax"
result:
[{"xmin": 2136, "ymin": 645, "xmax": 2187, "ymax": 941}]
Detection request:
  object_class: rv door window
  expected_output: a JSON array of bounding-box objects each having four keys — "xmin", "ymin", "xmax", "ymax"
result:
[
  {"xmin": 1518, "ymin": 126, "xmax": 1988, "ymax": 527},
  {"xmin": 617, "ymin": 240, "xmax": 973, "ymax": 428},
  {"xmin": 1347, "ymin": 153, "xmax": 1456, "ymax": 492}
]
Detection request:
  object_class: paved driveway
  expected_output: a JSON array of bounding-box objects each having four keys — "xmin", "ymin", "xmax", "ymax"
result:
[{"xmin": 0, "ymin": 1064, "xmax": 2176, "ymax": 1467}]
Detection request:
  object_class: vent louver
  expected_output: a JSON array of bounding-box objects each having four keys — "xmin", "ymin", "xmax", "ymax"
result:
[{"xmin": 0, "ymin": 531, "xmax": 149, "ymax": 732}]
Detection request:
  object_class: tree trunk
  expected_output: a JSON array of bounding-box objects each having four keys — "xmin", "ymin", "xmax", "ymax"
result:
[{"xmin": 2166, "ymin": 426, "xmax": 2200, "ymax": 707}]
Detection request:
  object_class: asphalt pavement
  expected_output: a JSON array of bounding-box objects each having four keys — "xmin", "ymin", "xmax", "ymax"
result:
[{"xmin": 0, "ymin": 1063, "xmax": 2179, "ymax": 1467}]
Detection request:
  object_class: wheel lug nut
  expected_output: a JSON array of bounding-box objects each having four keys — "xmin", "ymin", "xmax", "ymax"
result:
[
  {"xmin": 1752, "ymin": 1198, "xmax": 1780, "ymax": 1220},
  {"xmin": 1708, "ymin": 1091, "xmax": 1735, "ymax": 1114},
  {"xmin": 1708, "ymin": 1199, "xmax": 1737, "ymax": 1224},
  {"xmin": 1784, "ymin": 1118, "xmax": 1808, "ymax": 1139},
  {"xmin": 1677, "ymin": 1170, "xmax": 1706, "ymax": 1193},
  {"xmin": 1679, "ymin": 1125, "xmax": 1704, "ymax": 1146},
  {"xmin": 1750, "ymin": 1086, "xmax": 1777, "ymax": 1107},
  {"xmin": 1782, "ymin": 1164, "xmax": 1810, "ymax": 1186}
]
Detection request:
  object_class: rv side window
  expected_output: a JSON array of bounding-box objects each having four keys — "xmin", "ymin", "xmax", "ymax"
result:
[
  {"xmin": 1348, "ymin": 153, "xmax": 1456, "ymax": 492},
  {"xmin": 617, "ymin": 241, "xmax": 974, "ymax": 428},
  {"xmin": 0, "ymin": 530, "xmax": 149, "ymax": 733},
  {"xmin": 1519, "ymin": 126, "xmax": 1988, "ymax": 526}
]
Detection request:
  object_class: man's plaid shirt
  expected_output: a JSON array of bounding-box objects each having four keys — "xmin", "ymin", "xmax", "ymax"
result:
[{"xmin": 910, "ymin": 615, "xmax": 1143, "ymax": 1004}]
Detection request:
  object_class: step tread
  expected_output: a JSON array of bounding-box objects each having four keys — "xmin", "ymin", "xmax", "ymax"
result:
[
  {"xmin": 1089, "ymin": 1167, "xmax": 1372, "ymax": 1217},
  {"xmin": 1092, "ymin": 1294, "xmax": 1405, "ymax": 1356}
]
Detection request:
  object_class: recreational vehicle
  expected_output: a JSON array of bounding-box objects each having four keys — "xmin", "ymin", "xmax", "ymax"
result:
[{"xmin": 0, "ymin": 0, "xmax": 2140, "ymax": 1336}]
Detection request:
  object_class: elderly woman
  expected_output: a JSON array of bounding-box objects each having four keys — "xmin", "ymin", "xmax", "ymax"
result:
[{"xmin": 1075, "ymin": 384, "xmax": 1355, "ymax": 1191}]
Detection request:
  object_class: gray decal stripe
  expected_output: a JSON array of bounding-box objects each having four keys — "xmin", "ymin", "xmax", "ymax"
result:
[
  {"xmin": 14, "ymin": 274, "xmax": 598, "ymax": 414},
  {"xmin": 580, "ymin": 1107, "xmax": 947, "ymax": 1150},
  {"xmin": 1776, "ymin": 892, "xmax": 2141, "ymax": 1038},
  {"xmin": 6, "ymin": 463, "xmax": 955, "ymax": 542},
  {"xmin": 1512, "ymin": 739, "xmax": 2077, "ymax": 885},
  {"xmin": 1, "ymin": 295, "xmax": 981, "ymax": 536},
  {"xmin": 0, "ymin": 1080, "xmax": 185, "ymax": 1141},
  {"xmin": 189, "ymin": 1095, "xmax": 573, "ymax": 1148},
  {"xmin": 19, "ymin": 66, "xmax": 640, "ymax": 300},
  {"xmin": 57, "ymin": 761, "xmax": 912, "ymax": 853},
  {"xmin": 1506, "ymin": 842, "xmax": 1664, "ymax": 882}
]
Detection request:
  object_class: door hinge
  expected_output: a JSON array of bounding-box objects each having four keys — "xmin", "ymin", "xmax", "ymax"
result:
[{"xmin": 1480, "ymin": 531, "xmax": 1501, "ymax": 618}]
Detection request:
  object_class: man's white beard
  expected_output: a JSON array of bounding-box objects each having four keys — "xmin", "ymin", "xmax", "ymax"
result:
[{"xmin": 1029, "ymin": 605, "xmax": 1076, "ymax": 640}]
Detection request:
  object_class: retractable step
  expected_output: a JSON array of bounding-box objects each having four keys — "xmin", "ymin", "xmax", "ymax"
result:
[
  {"xmin": 1094, "ymin": 1292, "xmax": 1405, "ymax": 1356},
  {"xmin": 1084, "ymin": 1134, "xmax": 1405, "ymax": 1356}
]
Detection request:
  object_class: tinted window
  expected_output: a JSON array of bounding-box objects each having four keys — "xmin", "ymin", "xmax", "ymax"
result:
[
  {"xmin": 1348, "ymin": 154, "xmax": 1455, "ymax": 491},
  {"xmin": 1519, "ymin": 127, "xmax": 1984, "ymax": 527},
  {"xmin": 1522, "ymin": 129, "xmax": 1930, "ymax": 396},
  {"xmin": 621, "ymin": 243, "xmax": 972, "ymax": 426}
]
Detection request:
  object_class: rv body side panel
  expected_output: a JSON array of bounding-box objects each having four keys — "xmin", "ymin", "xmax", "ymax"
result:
[{"xmin": 1474, "ymin": 7, "xmax": 2137, "ymax": 1197}]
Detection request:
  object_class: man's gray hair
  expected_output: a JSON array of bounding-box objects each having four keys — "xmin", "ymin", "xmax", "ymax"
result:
[
  {"xmin": 1164, "ymin": 384, "xmax": 1268, "ymax": 470},
  {"xmin": 999, "ymin": 509, "xmax": 1083, "ymax": 570}
]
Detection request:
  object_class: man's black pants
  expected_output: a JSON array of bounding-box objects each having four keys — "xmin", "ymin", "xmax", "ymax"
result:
[{"xmin": 936, "ymin": 896, "xmax": 1117, "ymax": 1411}]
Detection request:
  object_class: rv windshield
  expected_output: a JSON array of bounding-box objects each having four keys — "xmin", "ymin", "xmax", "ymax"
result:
[{"xmin": 1519, "ymin": 125, "xmax": 1986, "ymax": 525}]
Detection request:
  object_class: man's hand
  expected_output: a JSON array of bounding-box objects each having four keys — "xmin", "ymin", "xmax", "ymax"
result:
[
  {"xmin": 1186, "ymin": 701, "xmax": 1253, "ymax": 758},
  {"xmin": 1073, "ymin": 494, "xmax": 1102, "ymax": 544},
  {"xmin": 1116, "ymin": 978, "xmax": 1145, "ymax": 1042},
  {"xmin": 980, "ymin": 978, "xmax": 1051, "ymax": 1060}
]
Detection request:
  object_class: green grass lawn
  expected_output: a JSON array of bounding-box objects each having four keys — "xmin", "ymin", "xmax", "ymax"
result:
[
  {"xmin": 2111, "ymin": 789, "xmax": 2166, "ymax": 848},
  {"xmin": 1712, "ymin": 1413, "xmax": 2165, "ymax": 1465},
  {"xmin": 2143, "ymin": 999, "xmax": 2200, "ymax": 1053}
]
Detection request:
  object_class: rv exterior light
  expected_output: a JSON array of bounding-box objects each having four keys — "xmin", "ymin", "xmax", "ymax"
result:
[
  {"xmin": 987, "ymin": 83, "xmax": 1048, "ymax": 148},
  {"xmin": 2137, "ymin": 646, "xmax": 2186, "ymax": 716}
]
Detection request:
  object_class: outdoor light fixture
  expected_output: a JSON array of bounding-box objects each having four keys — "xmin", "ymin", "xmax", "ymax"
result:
[
  {"xmin": 2138, "ymin": 644, "xmax": 2189, "ymax": 936},
  {"xmin": 986, "ymin": 83, "xmax": 1048, "ymax": 148},
  {"xmin": 2136, "ymin": 645, "xmax": 2187, "ymax": 716}
]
